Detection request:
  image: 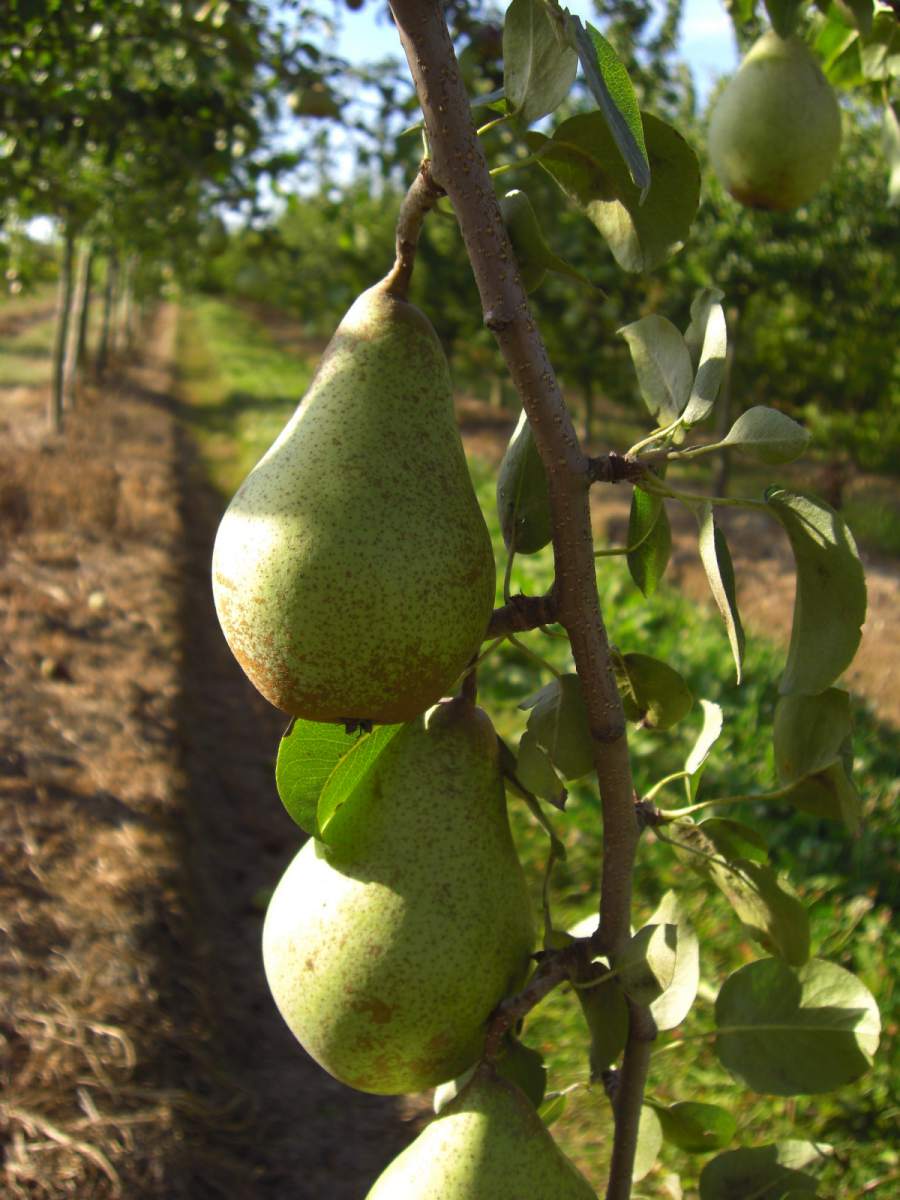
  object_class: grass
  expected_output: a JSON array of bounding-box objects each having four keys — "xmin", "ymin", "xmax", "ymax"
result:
[
  {"xmin": 176, "ymin": 294, "xmax": 899, "ymax": 1199},
  {"xmin": 0, "ymin": 316, "xmax": 57, "ymax": 386}
]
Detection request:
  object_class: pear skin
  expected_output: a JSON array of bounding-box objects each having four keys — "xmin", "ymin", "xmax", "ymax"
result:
[
  {"xmin": 212, "ymin": 279, "xmax": 495, "ymax": 724},
  {"xmin": 366, "ymin": 1064, "xmax": 597, "ymax": 1198},
  {"xmin": 262, "ymin": 699, "xmax": 536, "ymax": 1094},
  {"xmin": 708, "ymin": 32, "xmax": 841, "ymax": 211}
]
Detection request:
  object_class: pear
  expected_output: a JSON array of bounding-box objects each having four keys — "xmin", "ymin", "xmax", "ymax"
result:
[
  {"xmin": 212, "ymin": 277, "xmax": 496, "ymax": 725},
  {"xmin": 366, "ymin": 1064, "xmax": 596, "ymax": 1198},
  {"xmin": 262, "ymin": 698, "xmax": 536, "ymax": 1095},
  {"xmin": 496, "ymin": 408, "xmax": 553, "ymax": 554},
  {"xmin": 708, "ymin": 32, "xmax": 841, "ymax": 211}
]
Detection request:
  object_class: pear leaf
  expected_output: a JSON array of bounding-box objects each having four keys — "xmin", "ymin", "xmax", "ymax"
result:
[
  {"xmin": 520, "ymin": 674, "xmax": 595, "ymax": 781},
  {"xmin": 684, "ymin": 699, "xmax": 724, "ymax": 800},
  {"xmin": 614, "ymin": 923, "xmax": 679, "ymax": 1005},
  {"xmin": 764, "ymin": 0, "xmax": 806, "ymax": 39},
  {"xmin": 722, "ymin": 407, "xmax": 810, "ymax": 465},
  {"xmin": 276, "ymin": 718, "xmax": 401, "ymax": 835},
  {"xmin": 779, "ymin": 764, "xmax": 863, "ymax": 835},
  {"xmin": 715, "ymin": 958, "xmax": 880, "ymax": 1094},
  {"xmin": 436, "ymin": 1035, "xmax": 547, "ymax": 1113},
  {"xmin": 773, "ymin": 688, "xmax": 852, "ymax": 782},
  {"xmin": 696, "ymin": 818, "xmax": 768, "ymax": 864},
  {"xmin": 682, "ymin": 299, "xmax": 727, "ymax": 427},
  {"xmin": 537, "ymin": 1091, "xmax": 568, "ymax": 1126},
  {"xmin": 316, "ymin": 722, "xmax": 404, "ymax": 837},
  {"xmin": 684, "ymin": 286, "xmax": 725, "ymax": 369},
  {"xmin": 527, "ymin": 111, "xmax": 700, "ymax": 272},
  {"xmin": 634, "ymin": 1105, "xmax": 664, "ymax": 1182},
  {"xmin": 496, "ymin": 408, "xmax": 552, "ymax": 552},
  {"xmin": 696, "ymin": 502, "xmax": 745, "ymax": 683},
  {"xmin": 503, "ymin": 0, "xmax": 578, "ymax": 126},
  {"xmin": 627, "ymin": 486, "xmax": 671, "ymax": 597},
  {"xmin": 652, "ymin": 1101, "xmax": 737, "ymax": 1154},
  {"xmin": 613, "ymin": 651, "xmax": 693, "ymax": 731},
  {"xmin": 513, "ymin": 729, "xmax": 568, "ymax": 810},
  {"xmin": 699, "ymin": 1143, "xmax": 823, "ymax": 1199},
  {"xmin": 564, "ymin": 16, "xmax": 650, "ymax": 194},
  {"xmin": 647, "ymin": 891, "xmax": 700, "ymax": 1031},
  {"xmin": 765, "ymin": 489, "xmax": 866, "ymax": 696},
  {"xmin": 575, "ymin": 968, "xmax": 629, "ymax": 1077},
  {"xmin": 884, "ymin": 101, "xmax": 900, "ymax": 206},
  {"xmin": 619, "ymin": 314, "xmax": 693, "ymax": 423},
  {"xmin": 668, "ymin": 819, "xmax": 809, "ymax": 965}
]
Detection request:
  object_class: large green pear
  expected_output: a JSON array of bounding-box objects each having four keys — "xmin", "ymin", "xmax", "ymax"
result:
[
  {"xmin": 212, "ymin": 278, "xmax": 495, "ymax": 725},
  {"xmin": 708, "ymin": 32, "xmax": 841, "ymax": 211},
  {"xmin": 366, "ymin": 1065, "xmax": 596, "ymax": 1198},
  {"xmin": 262, "ymin": 698, "xmax": 535, "ymax": 1094}
]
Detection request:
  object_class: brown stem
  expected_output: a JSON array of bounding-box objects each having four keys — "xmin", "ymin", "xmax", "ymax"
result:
[
  {"xmin": 382, "ymin": 159, "xmax": 445, "ymax": 300},
  {"xmin": 607, "ymin": 1005, "xmax": 656, "ymax": 1200},
  {"xmin": 484, "ymin": 943, "xmax": 583, "ymax": 1060},
  {"xmin": 587, "ymin": 453, "xmax": 652, "ymax": 485},
  {"xmin": 487, "ymin": 591, "xmax": 557, "ymax": 637}
]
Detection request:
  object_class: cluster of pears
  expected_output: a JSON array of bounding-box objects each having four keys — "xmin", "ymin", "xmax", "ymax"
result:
[
  {"xmin": 213, "ymin": 272, "xmax": 597, "ymax": 1193},
  {"xmin": 708, "ymin": 30, "xmax": 842, "ymax": 211}
]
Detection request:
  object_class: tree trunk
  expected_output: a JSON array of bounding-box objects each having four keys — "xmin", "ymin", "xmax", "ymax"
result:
[
  {"xmin": 62, "ymin": 237, "xmax": 93, "ymax": 411},
  {"xmin": 77, "ymin": 243, "xmax": 95, "ymax": 365},
  {"xmin": 581, "ymin": 372, "xmax": 594, "ymax": 447},
  {"xmin": 96, "ymin": 254, "xmax": 118, "ymax": 378},
  {"xmin": 49, "ymin": 224, "xmax": 76, "ymax": 434}
]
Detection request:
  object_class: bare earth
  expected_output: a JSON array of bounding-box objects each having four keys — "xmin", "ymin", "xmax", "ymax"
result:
[{"xmin": 1, "ymin": 311, "xmax": 896, "ymax": 1199}]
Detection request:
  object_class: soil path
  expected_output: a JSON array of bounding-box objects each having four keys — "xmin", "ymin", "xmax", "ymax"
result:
[
  {"xmin": 1, "ymin": 309, "xmax": 416, "ymax": 1199},
  {"xmin": 456, "ymin": 397, "xmax": 900, "ymax": 729}
]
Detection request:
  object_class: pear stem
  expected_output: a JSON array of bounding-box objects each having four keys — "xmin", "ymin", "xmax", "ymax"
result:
[{"xmin": 382, "ymin": 159, "xmax": 444, "ymax": 301}]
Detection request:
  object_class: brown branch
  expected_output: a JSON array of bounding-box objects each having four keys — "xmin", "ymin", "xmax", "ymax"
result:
[
  {"xmin": 607, "ymin": 1005, "xmax": 657, "ymax": 1200},
  {"xmin": 487, "ymin": 591, "xmax": 557, "ymax": 637},
  {"xmin": 587, "ymin": 452, "xmax": 648, "ymax": 485},
  {"xmin": 483, "ymin": 943, "xmax": 583, "ymax": 1060},
  {"xmin": 382, "ymin": 159, "xmax": 445, "ymax": 300}
]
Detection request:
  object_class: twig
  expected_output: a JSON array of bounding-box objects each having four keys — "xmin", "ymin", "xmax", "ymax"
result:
[
  {"xmin": 487, "ymin": 590, "xmax": 557, "ymax": 637},
  {"xmin": 382, "ymin": 159, "xmax": 444, "ymax": 300}
]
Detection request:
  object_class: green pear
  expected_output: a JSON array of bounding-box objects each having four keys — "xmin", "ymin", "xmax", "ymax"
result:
[
  {"xmin": 366, "ymin": 1065, "xmax": 596, "ymax": 1198},
  {"xmin": 262, "ymin": 698, "xmax": 536, "ymax": 1094},
  {"xmin": 496, "ymin": 408, "xmax": 553, "ymax": 554},
  {"xmin": 212, "ymin": 277, "xmax": 496, "ymax": 724},
  {"xmin": 708, "ymin": 32, "xmax": 842, "ymax": 211}
]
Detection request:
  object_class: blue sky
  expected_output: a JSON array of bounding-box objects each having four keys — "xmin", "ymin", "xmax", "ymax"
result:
[{"xmin": 334, "ymin": 0, "xmax": 738, "ymax": 103}]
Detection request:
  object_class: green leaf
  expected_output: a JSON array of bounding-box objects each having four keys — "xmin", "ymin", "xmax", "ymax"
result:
[
  {"xmin": 574, "ymin": 968, "xmax": 629, "ymax": 1077},
  {"xmin": 696, "ymin": 818, "xmax": 769, "ymax": 864},
  {"xmin": 779, "ymin": 763, "xmax": 863, "ymax": 835},
  {"xmin": 614, "ymin": 651, "xmax": 693, "ymax": 731},
  {"xmin": 537, "ymin": 1091, "xmax": 567, "ymax": 1126},
  {"xmin": 515, "ymin": 728, "xmax": 568, "ymax": 808},
  {"xmin": 564, "ymin": 16, "xmax": 650, "ymax": 194},
  {"xmin": 722, "ymin": 407, "xmax": 810, "ymax": 465},
  {"xmin": 652, "ymin": 1101, "xmax": 737, "ymax": 1154},
  {"xmin": 774, "ymin": 689, "xmax": 852, "ymax": 782},
  {"xmin": 884, "ymin": 101, "xmax": 900, "ymax": 207},
  {"xmin": 496, "ymin": 408, "xmax": 552, "ymax": 553},
  {"xmin": 317, "ymin": 722, "xmax": 404, "ymax": 836},
  {"xmin": 684, "ymin": 699, "xmax": 724, "ymax": 800},
  {"xmin": 700, "ymin": 1143, "xmax": 823, "ymax": 1199},
  {"xmin": 647, "ymin": 891, "xmax": 700, "ymax": 1031},
  {"xmin": 682, "ymin": 296, "xmax": 727, "ymax": 428},
  {"xmin": 614, "ymin": 923, "xmax": 679, "ymax": 1005},
  {"xmin": 634, "ymin": 1106, "xmax": 663, "ymax": 1182},
  {"xmin": 520, "ymin": 674, "xmax": 594, "ymax": 781},
  {"xmin": 528, "ymin": 111, "xmax": 700, "ymax": 272},
  {"xmin": 276, "ymin": 718, "xmax": 399, "ymax": 835},
  {"xmin": 627, "ymin": 486, "xmax": 671, "ymax": 597},
  {"xmin": 669, "ymin": 819, "xmax": 809, "ymax": 965},
  {"xmin": 764, "ymin": 0, "xmax": 806, "ymax": 39},
  {"xmin": 715, "ymin": 958, "xmax": 880, "ymax": 1094},
  {"xmin": 765, "ymin": 489, "xmax": 866, "ymax": 696},
  {"xmin": 503, "ymin": 0, "xmax": 578, "ymax": 126},
  {"xmin": 696, "ymin": 502, "xmax": 745, "ymax": 684},
  {"xmin": 619, "ymin": 314, "xmax": 693, "ymax": 423}
]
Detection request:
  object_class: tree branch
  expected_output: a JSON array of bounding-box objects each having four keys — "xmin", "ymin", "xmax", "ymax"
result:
[
  {"xmin": 487, "ymin": 591, "xmax": 557, "ymax": 637},
  {"xmin": 383, "ymin": 159, "xmax": 445, "ymax": 300}
]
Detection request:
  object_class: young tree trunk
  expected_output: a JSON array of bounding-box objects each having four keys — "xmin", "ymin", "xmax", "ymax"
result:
[
  {"xmin": 76, "ymin": 243, "xmax": 95, "ymax": 365},
  {"xmin": 49, "ymin": 224, "xmax": 76, "ymax": 434},
  {"xmin": 61, "ymin": 237, "xmax": 93, "ymax": 411},
  {"xmin": 96, "ymin": 253, "xmax": 118, "ymax": 378}
]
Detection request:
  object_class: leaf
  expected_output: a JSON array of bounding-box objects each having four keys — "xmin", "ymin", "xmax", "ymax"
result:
[
  {"xmin": 528, "ymin": 111, "xmax": 700, "ymax": 272},
  {"xmin": 619, "ymin": 314, "xmax": 693, "ymax": 423},
  {"xmin": 774, "ymin": 689, "xmax": 853, "ymax": 782},
  {"xmin": 648, "ymin": 891, "xmax": 700, "ymax": 1031},
  {"xmin": 715, "ymin": 958, "xmax": 880, "ymax": 1094},
  {"xmin": 696, "ymin": 502, "xmax": 744, "ymax": 684},
  {"xmin": 276, "ymin": 718, "xmax": 400, "ymax": 835},
  {"xmin": 684, "ymin": 286, "xmax": 725, "ymax": 369},
  {"xmin": 652, "ymin": 1101, "xmax": 737, "ymax": 1153},
  {"xmin": 503, "ymin": 0, "xmax": 578, "ymax": 126},
  {"xmin": 668, "ymin": 819, "xmax": 810, "ymax": 966},
  {"xmin": 634, "ymin": 1106, "xmax": 663, "ymax": 1182},
  {"xmin": 564, "ymin": 16, "xmax": 650, "ymax": 194},
  {"xmin": 627, "ymin": 486, "xmax": 671, "ymax": 597},
  {"xmin": 765, "ymin": 489, "xmax": 866, "ymax": 696},
  {"xmin": 496, "ymin": 408, "xmax": 552, "ymax": 553},
  {"xmin": 537, "ymin": 1091, "xmax": 567, "ymax": 1126},
  {"xmin": 574, "ymin": 969, "xmax": 629, "ymax": 1077},
  {"xmin": 316, "ymin": 722, "xmax": 404, "ymax": 836},
  {"xmin": 779, "ymin": 763, "xmax": 863, "ymax": 835},
  {"xmin": 884, "ymin": 101, "xmax": 900, "ymax": 207},
  {"xmin": 700, "ymin": 1143, "xmax": 822, "ymax": 1199},
  {"xmin": 696, "ymin": 818, "xmax": 769, "ymax": 864},
  {"xmin": 614, "ymin": 651, "xmax": 693, "ymax": 731},
  {"xmin": 682, "ymin": 299, "xmax": 727, "ymax": 427},
  {"xmin": 515, "ymin": 728, "xmax": 568, "ymax": 808},
  {"xmin": 764, "ymin": 0, "xmax": 806, "ymax": 39},
  {"xmin": 614, "ymin": 923, "xmax": 678, "ymax": 1005},
  {"xmin": 722, "ymin": 407, "xmax": 810, "ymax": 465},
  {"xmin": 684, "ymin": 699, "xmax": 724, "ymax": 800},
  {"xmin": 520, "ymin": 674, "xmax": 595, "ymax": 781}
]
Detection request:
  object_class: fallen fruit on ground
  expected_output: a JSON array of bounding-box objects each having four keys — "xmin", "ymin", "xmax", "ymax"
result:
[
  {"xmin": 708, "ymin": 31, "xmax": 841, "ymax": 211},
  {"xmin": 211, "ymin": 275, "xmax": 495, "ymax": 724},
  {"xmin": 366, "ymin": 1064, "xmax": 596, "ymax": 1197},
  {"xmin": 262, "ymin": 698, "xmax": 536, "ymax": 1094}
]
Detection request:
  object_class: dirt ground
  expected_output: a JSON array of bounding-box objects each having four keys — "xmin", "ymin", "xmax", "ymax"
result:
[{"xmin": 1, "ymin": 308, "xmax": 896, "ymax": 1199}]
